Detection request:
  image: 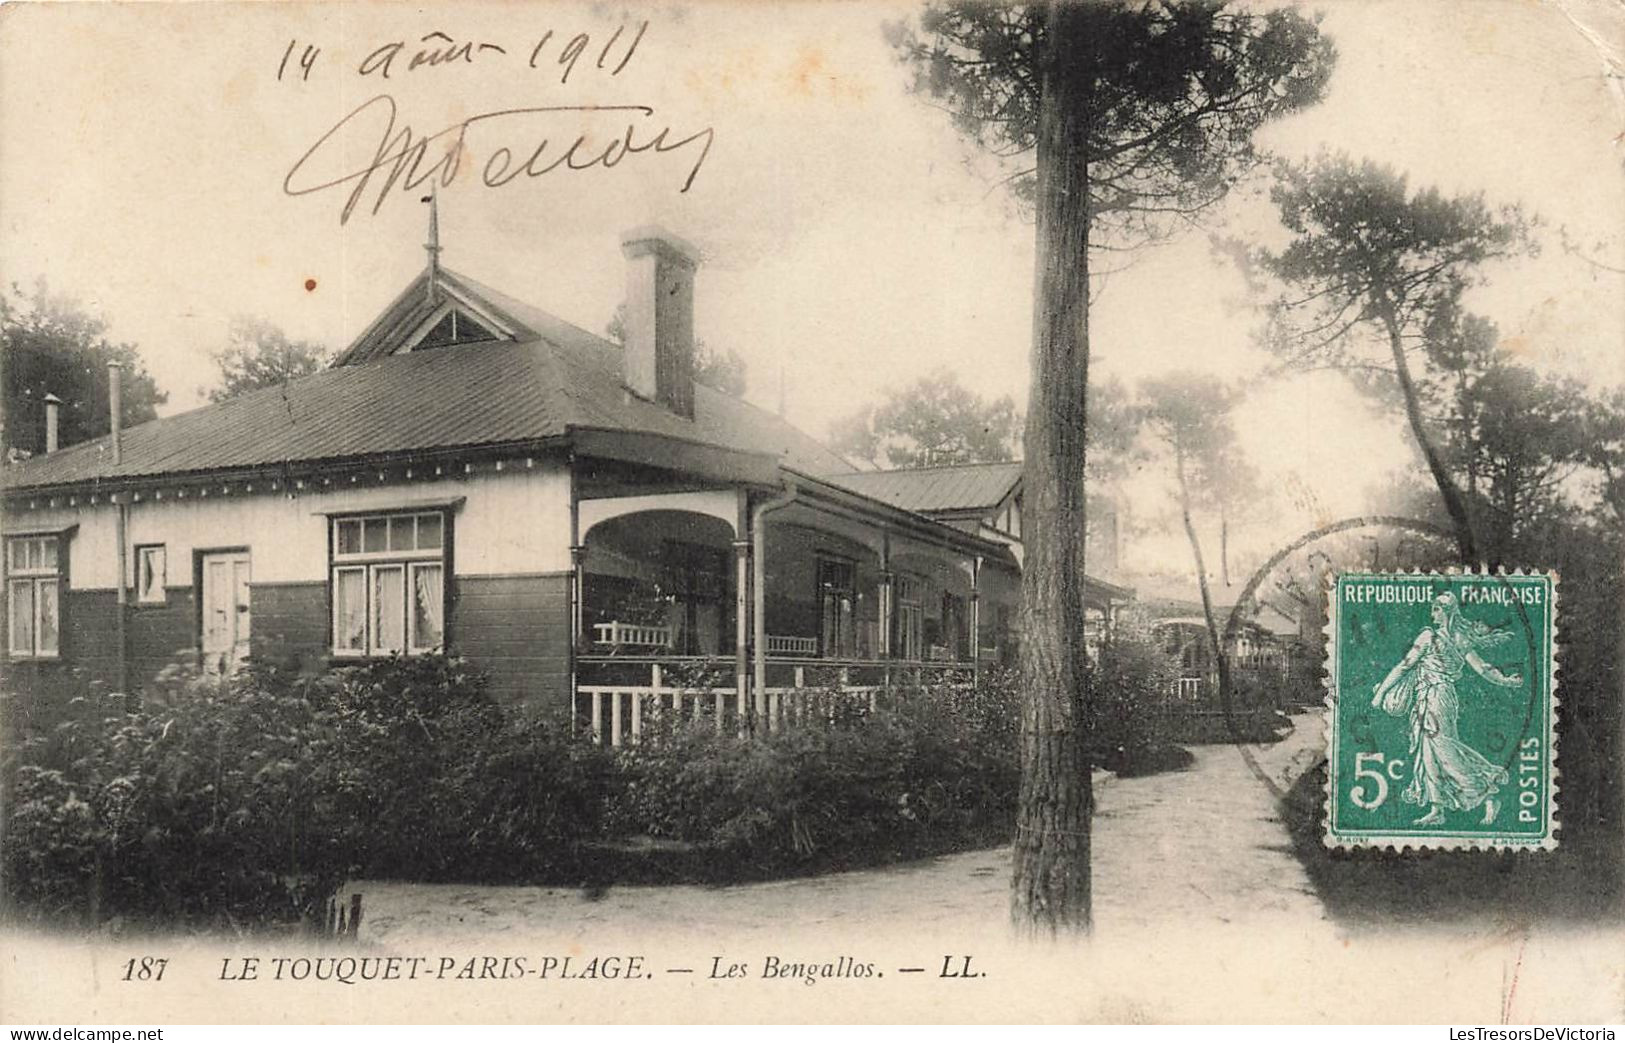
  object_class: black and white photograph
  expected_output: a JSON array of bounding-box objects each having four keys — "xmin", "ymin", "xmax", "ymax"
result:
[{"xmin": 0, "ymin": 0, "xmax": 1621, "ymax": 1027}]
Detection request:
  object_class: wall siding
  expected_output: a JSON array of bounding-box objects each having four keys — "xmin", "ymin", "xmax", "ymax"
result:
[
  {"xmin": 128, "ymin": 587, "xmax": 200, "ymax": 684},
  {"xmin": 454, "ymin": 574, "xmax": 571, "ymax": 707},
  {"xmin": 250, "ymin": 582, "xmax": 330, "ymax": 675}
]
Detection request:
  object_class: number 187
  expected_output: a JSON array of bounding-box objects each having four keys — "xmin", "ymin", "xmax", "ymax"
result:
[{"xmin": 122, "ymin": 957, "xmax": 167, "ymax": 982}]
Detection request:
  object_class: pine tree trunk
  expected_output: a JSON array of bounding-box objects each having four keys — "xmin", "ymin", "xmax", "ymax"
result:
[
  {"xmin": 1175, "ymin": 445, "xmax": 1231, "ymax": 717},
  {"xmin": 1381, "ymin": 306, "xmax": 1477, "ymax": 560},
  {"xmin": 1011, "ymin": 1, "xmax": 1094, "ymax": 935}
]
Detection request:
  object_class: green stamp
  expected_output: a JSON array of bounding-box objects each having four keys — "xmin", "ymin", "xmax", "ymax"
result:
[{"xmin": 1325, "ymin": 571, "xmax": 1558, "ymax": 851}]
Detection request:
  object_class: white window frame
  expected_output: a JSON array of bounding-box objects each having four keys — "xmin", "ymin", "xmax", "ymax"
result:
[
  {"xmin": 407, "ymin": 560, "xmax": 446, "ymax": 653},
  {"xmin": 329, "ymin": 511, "xmax": 448, "ymax": 658},
  {"xmin": 371, "ymin": 563, "xmax": 407, "ymax": 656},
  {"xmin": 135, "ymin": 544, "xmax": 167, "ymax": 605},
  {"xmin": 332, "ymin": 564, "xmax": 368, "ymax": 655},
  {"xmin": 6, "ymin": 534, "xmax": 63, "ymax": 659}
]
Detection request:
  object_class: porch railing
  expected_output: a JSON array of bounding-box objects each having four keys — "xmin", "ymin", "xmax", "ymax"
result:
[
  {"xmin": 591, "ymin": 621, "xmax": 672, "ymax": 648},
  {"xmin": 764, "ymin": 634, "xmax": 818, "ymax": 656},
  {"xmin": 573, "ymin": 658, "xmax": 972, "ymax": 747},
  {"xmin": 576, "ymin": 663, "xmax": 739, "ymax": 747}
]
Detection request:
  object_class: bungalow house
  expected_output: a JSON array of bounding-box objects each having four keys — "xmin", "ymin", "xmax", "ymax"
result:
[
  {"xmin": 1135, "ymin": 590, "xmax": 1306, "ymax": 705},
  {"xmin": 829, "ymin": 461, "xmax": 1134, "ymax": 659},
  {"xmin": 1, "ymin": 225, "xmax": 1132, "ymax": 740}
]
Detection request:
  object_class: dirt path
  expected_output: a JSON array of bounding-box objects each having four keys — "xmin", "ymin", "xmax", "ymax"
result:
[{"xmin": 359, "ymin": 713, "xmax": 1331, "ymax": 946}]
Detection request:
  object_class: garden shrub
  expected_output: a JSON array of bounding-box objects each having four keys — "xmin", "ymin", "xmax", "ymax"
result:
[
  {"xmin": 1086, "ymin": 633, "xmax": 1177, "ymax": 765},
  {"xmin": 0, "ymin": 654, "xmax": 612, "ymax": 927},
  {"xmin": 287, "ymin": 654, "xmax": 611, "ymax": 882},
  {"xmin": 405, "ymin": 705, "xmax": 614, "ymax": 881},
  {"xmin": 1, "ymin": 677, "xmax": 349, "ymax": 930},
  {"xmin": 607, "ymin": 675, "xmax": 1020, "ymax": 875}
]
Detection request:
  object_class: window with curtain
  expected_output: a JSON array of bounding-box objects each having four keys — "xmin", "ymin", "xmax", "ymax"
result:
[
  {"xmin": 135, "ymin": 545, "xmax": 167, "ymax": 604},
  {"xmin": 330, "ymin": 511, "xmax": 448, "ymax": 656},
  {"xmin": 7, "ymin": 534, "xmax": 63, "ymax": 658}
]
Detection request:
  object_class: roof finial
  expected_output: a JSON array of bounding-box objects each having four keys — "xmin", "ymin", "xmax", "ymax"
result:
[{"xmin": 421, "ymin": 185, "xmax": 442, "ymax": 303}]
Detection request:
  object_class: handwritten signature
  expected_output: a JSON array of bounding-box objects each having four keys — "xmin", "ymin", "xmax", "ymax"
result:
[{"xmin": 283, "ymin": 94, "xmax": 714, "ymax": 224}]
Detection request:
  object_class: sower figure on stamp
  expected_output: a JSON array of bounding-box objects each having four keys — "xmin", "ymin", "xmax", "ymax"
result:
[{"xmin": 1371, "ymin": 593, "xmax": 1524, "ymax": 827}]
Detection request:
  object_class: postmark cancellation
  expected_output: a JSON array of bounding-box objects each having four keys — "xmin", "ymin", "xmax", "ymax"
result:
[{"xmin": 1324, "ymin": 570, "xmax": 1559, "ymax": 852}]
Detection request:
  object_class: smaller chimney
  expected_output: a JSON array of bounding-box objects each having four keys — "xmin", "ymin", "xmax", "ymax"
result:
[
  {"xmin": 620, "ymin": 226, "xmax": 699, "ymax": 418},
  {"xmin": 43, "ymin": 393, "xmax": 61, "ymax": 453},
  {"xmin": 108, "ymin": 362, "xmax": 124, "ymax": 464}
]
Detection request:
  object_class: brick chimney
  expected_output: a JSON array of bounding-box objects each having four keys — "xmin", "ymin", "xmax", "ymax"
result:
[{"xmin": 620, "ymin": 226, "xmax": 698, "ymax": 418}]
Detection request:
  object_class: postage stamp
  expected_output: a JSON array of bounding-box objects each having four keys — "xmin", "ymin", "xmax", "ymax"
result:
[{"xmin": 1324, "ymin": 570, "xmax": 1558, "ymax": 851}]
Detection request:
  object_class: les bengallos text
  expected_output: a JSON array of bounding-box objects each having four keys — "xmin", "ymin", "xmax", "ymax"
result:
[{"xmin": 214, "ymin": 953, "xmax": 961, "ymax": 986}]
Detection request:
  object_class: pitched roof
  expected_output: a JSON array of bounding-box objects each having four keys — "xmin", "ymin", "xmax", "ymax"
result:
[
  {"xmin": 824, "ymin": 460, "xmax": 1022, "ymax": 515},
  {"xmin": 1, "ymin": 267, "xmax": 852, "ymax": 491}
]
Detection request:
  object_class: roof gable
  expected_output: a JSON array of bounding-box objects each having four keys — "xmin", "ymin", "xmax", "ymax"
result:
[
  {"xmin": 332, "ymin": 271, "xmax": 527, "ymax": 366},
  {"xmin": 408, "ymin": 305, "xmax": 499, "ymax": 352}
]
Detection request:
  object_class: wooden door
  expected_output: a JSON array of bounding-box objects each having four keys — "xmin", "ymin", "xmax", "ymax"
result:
[{"xmin": 201, "ymin": 551, "xmax": 251, "ymax": 673}]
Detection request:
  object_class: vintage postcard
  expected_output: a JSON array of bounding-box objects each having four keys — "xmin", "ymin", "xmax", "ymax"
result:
[{"xmin": 0, "ymin": 0, "xmax": 1621, "ymax": 1028}]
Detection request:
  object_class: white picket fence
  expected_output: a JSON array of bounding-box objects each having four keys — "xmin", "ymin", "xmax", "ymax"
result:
[
  {"xmin": 1168, "ymin": 676, "xmax": 1204, "ymax": 700},
  {"xmin": 575, "ymin": 663, "xmax": 883, "ymax": 747}
]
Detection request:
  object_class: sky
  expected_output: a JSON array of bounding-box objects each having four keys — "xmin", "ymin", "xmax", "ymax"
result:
[{"xmin": 2, "ymin": 0, "xmax": 1621, "ymax": 576}]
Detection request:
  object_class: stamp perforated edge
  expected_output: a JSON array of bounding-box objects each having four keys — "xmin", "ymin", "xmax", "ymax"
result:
[{"xmin": 1320, "ymin": 566, "xmax": 1560, "ymax": 853}]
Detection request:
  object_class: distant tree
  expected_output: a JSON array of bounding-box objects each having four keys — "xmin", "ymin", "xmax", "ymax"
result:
[
  {"xmin": 828, "ymin": 369, "xmax": 1018, "ymax": 469},
  {"xmin": 1404, "ymin": 305, "xmax": 1595, "ymax": 562},
  {"xmin": 896, "ymin": 0, "xmax": 1333, "ymax": 933},
  {"xmin": 826, "ymin": 404, "xmax": 881, "ymax": 469},
  {"xmin": 1450, "ymin": 365, "xmax": 1591, "ymax": 561},
  {"xmin": 1416, "ymin": 306, "xmax": 1500, "ymax": 517},
  {"xmin": 1258, "ymin": 155, "xmax": 1536, "ymax": 561},
  {"xmin": 1588, "ymin": 389, "xmax": 1625, "ymax": 527},
  {"xmin": 1083, "ymin": 377, "xmax": 1139, "ymax": 484},
  {"xmin": 207, "ymin": 317, "xmax": 331, "ymax": 403},
  {"xmin": 604, "ymin": 302, "xmax": 747, "ymax": 396},
  {"xmin": 1138, "ymin": 374, "xmax": 1257, "ymax": 704},
  {"xmin": 694, "ymin": 346, "xmax": 748, "ymax": 397},
  {"xmin": 1, "ymin": 281, "xmax": 165, "ymax": 458}
]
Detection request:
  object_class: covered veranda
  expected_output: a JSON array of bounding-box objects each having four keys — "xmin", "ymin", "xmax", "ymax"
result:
[{"xmin": 569, "ymin": 475, "xmax": 1021, "ymax": 744}]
